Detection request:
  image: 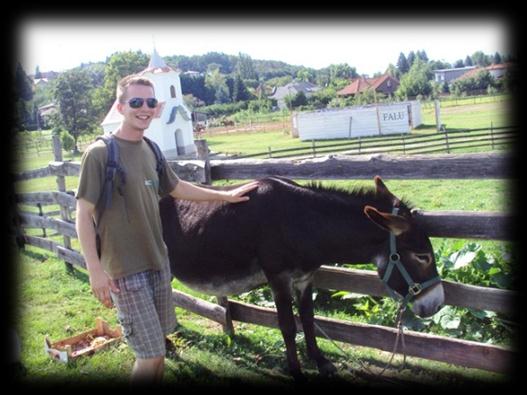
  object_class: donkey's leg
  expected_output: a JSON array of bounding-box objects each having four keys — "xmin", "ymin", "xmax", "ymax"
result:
[
  {"xmin": 297, "ymin": 282, "xmax": 337, "ymax": 376},
  {"xmin": 268, "ymin": 277, "xmax": 305, "ymax": 382}
]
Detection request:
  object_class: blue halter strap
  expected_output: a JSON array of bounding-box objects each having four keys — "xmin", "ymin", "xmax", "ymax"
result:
[{"xmin": 381, "ymin": 207, "xmax": 441, "ymax": 305}]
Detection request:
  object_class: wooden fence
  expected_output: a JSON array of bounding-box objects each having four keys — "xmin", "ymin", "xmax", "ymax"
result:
[
  {"xmin": 231, "ymin": 126, "xmax": 516, "ymax": 159},
  {"xmin": 14, "ymin": 137, "xmax": 516, "ymax": 374}
]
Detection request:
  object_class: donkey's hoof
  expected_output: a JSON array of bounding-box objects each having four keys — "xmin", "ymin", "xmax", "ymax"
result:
[
  {"xmin": 319, "ymin": 360, "xmax": 337, "ymax": 376},
  {"xmin": 291, "ymin": 370, "xmax": 308, "ymax": 384}
]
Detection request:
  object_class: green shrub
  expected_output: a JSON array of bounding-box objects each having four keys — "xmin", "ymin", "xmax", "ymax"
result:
[{"xmin": 60, "ymin": 130, "xmax": 75, "ymax": 152}]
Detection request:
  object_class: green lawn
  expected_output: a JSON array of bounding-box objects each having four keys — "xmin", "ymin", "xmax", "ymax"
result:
[{"xmin": 15, "ymin": 249, "xmax": 508, "ymax": 387}]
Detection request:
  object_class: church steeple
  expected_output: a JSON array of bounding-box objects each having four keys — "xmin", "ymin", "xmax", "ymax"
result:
[
  {"xmin": 148, "ymin": 46, "xmax": 168, "ymax": 69},
  {"xmin": 139, "ymin": 45, "xmax": 173, "ymax": 74}
]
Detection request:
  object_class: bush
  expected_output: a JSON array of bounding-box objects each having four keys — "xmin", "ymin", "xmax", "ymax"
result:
[{"xmin": 60, "ymin": 130, "xmax": 75, "ymax": 152}]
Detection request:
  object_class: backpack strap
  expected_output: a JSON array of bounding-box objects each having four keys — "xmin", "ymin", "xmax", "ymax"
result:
[
  {"xmin": 95, "ymin": 134, "xmax": 126, "ymax": 226},
  {"xmin": 143, "ymin": 135, "xmax": 166, "ymax": 179}
]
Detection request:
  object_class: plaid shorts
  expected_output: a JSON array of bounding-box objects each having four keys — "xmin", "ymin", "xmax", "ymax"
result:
[{"xmin": 110, "ymin": 262, "xmax": 177, "ymax": 359}]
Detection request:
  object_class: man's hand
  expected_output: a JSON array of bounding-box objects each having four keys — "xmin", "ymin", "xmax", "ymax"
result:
[
  {"xmin": 89, "ymin": 267, "xmax": 120, "ymax": 308},
  {"xmin": 222, "ymin": 181, "xmax": 260, "ymax": 203},
  {"xmin": 170, "ymin": 180, "xmax": 260, "ymax": 203}
]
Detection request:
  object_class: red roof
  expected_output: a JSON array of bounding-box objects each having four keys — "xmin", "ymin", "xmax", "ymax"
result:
[
  {"xmin": 337, "ymin": 75, "xmax": 398, "ymax": 96},
  {"xmin": 454, "ymin": 62, "xmax": 512, "ymax": 81}
]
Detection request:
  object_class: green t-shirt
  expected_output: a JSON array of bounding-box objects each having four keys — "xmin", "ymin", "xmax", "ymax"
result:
[{"xmin": 76, "ymin": 136, "xmax": 180, "ymax": 279}]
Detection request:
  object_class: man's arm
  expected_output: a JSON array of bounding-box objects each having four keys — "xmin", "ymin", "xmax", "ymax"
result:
[
  {"xmin": 75, "ymin": 198, "xmax": 119, "ymax": 308},
  {"xmin": 169, "ymin": 180, "xmax": 259, "ymax": 203}
]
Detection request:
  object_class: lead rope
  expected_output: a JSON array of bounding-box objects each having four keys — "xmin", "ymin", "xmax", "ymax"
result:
[{"xmin": 313, "ymin": 300, "xmax": 407, "ymax": 382}]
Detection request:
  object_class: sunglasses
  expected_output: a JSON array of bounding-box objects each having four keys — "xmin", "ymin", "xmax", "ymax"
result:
[{"xmin": 127, "ymin": 97, "xmax": 158, "ymax": 109}]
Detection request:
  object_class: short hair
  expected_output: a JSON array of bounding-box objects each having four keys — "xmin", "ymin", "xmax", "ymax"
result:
[{"xmin": 116, "ymin": 75, "xmax": 155, "ymax": 103}]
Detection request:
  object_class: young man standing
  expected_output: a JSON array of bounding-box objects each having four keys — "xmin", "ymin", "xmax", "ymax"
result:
[{"xmin": 75, "ymin": 75, "xmax": 258, "ymax": 383}]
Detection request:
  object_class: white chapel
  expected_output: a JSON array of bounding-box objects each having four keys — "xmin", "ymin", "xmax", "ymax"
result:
[{"xmin": 101, "ymin": 48, "xmax": 196, "ymax": 159}]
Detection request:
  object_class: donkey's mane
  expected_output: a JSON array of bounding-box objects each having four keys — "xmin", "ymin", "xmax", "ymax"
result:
[{"xmin": 303, "ymin": 181, "xmax": 414, "ymax": 211}]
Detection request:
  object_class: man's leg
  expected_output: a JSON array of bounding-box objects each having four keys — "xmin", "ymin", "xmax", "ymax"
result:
[{"xmin": 131, "ymin": 356, "xmax": 165, "ymax": 383}]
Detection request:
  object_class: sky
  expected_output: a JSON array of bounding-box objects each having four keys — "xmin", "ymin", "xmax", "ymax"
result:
[{"xmin": 17, "ymin": 16, "xmax": 512, "ymax": 77}]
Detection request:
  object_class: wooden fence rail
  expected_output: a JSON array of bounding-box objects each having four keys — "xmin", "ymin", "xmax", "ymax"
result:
[
  {"xmin": 15, "ymin": 146, "xmax": 516, "ymax": 374},
  {"xmin": 14, "ymin": 151, "xmax": 513, "ymax": 181},
  {"xmin": 210, "ymin": 152, "xmax": 513, "ymax": 180},
  {"xmin": 232, "ymin": 126, "xmax": 516, "ymax": 160}
]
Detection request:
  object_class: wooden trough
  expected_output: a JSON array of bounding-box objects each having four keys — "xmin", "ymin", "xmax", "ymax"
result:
[{"xmin": 44, "ymin": 317, "xmax": 122, "ymax": 363}]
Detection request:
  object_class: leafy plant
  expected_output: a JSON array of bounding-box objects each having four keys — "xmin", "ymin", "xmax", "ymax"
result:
[
  {"xmin": 435, "ymin": 240, "xmax": 515, "ymax": 289},
  {"xmin": 330, "ymin": 241, "xmax": 516, "ymax": 345}
]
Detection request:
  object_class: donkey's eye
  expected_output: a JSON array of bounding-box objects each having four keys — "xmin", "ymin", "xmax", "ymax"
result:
[{"xmin": 413, "ymin": 253, "xmax": 432, "ymax": 265}]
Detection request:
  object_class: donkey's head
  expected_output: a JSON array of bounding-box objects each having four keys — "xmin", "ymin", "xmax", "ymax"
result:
[{"xmin": 364, "ymin": 176, "xmax": 444, "ymax": 317}]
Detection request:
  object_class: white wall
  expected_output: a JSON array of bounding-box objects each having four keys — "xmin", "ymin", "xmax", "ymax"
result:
[
  {"xmin": 142, "ymin": 70, "xmax": 195, "ymax": 157},
  {"xmin": 295, "ymin": 101, "xmax": 421, "ymax": 141}
]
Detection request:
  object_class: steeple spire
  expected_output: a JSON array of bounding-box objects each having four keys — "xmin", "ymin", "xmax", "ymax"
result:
[{"xmin": 148, "ymin": 46, "xmax": 168, "ymax": 69}]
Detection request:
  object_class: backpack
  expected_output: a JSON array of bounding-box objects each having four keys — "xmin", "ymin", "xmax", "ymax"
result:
[{"xmin": 94, "ymin": 134, "xmax": 166, "ymax": 257}]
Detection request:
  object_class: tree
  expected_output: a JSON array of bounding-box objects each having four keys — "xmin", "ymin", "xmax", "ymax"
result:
[
  {"xmin": 385, "ymin": 64, "xmax": 400, "ymax": 80},
  {"xmin": 471, "ymin": 51, "xmax": 491, "ymax": 67},
  {"xmin": 236, "ymin": 52, "xmax": 258, "ymax": 80},
  {"xmin": 454, "ymin": 59, "xmax": 465, "ymax": 68},
  {"xmin": 449, "ymin": 70, "xmax": 496, "ymax": 96},
  {"xmin": 53, "ymin": 69, "xmax": 96, "ymax": 153},
  {"xmin": 396, "ymin": 58, "xmax": 433, "ymax": 99},
  {"xmin": 465, "ymin": 56, "xmax": 473, "ymax": 66},
  {"xmin": 296, "ymin": 68, "xmax": 314, "ymax": 82},
  {"xmin": 493, "ymin": 52, "xmax": 502, "ymax": 64},
  {"xmin": 14, "ymin": 62, "xmax": 34, "ymax": 130},
  {"xmin": 329, "ymin": 63, "xmax": 354, "ymax": 81},
  {"xmin": 407, "ymin": 51, "xmax": 416, "ymax": 68},
  {"xmin": 34, "ymin": 66, "xmax": 42, "ymax": 80},
  {"xmin": 200, "ymin": 52, "xmax": 234, "ymax": 74},
  {"xmin": 92, "ymin": 50, "xmax": 149, "ymax": 121},
  {"xmin": 232, "ymin": 73, "xmax": 252, "ymax": 102},
  {"xmin": 291, "ymin": 91, "xmax": 307, "ymax": 108},
  {"xmin": 416, "ymin": 50, "xmax": 429, "ymax": 63},
  {"xmin": 205, "ymin": 65, "xmax": 230, "ymax": 104},
  {"xmin": 397, "ymin": 52, "xmax": 410, "ymax": 74}
]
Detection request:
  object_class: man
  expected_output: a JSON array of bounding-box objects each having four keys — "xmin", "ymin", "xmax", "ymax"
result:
[{"xmin": 75, "ymin": 75, "xmax": 258, "ymax": 383}]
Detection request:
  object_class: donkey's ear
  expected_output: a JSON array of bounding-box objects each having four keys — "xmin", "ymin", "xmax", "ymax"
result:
[
  {"xmin": 373, "ymin": 176, "xmax": 401, "ymax": 206},
  {"xmin": 364, "ymin": 205, "xmax": 410, "ymax": 235},
  {"xmin": 374, "ymin": 176, "xmax": 390, "ymax": 195}
]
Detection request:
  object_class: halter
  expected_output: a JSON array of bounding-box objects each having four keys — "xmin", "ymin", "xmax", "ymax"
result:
[{"xmin": 381, "ymin": 206, "xmax": 441, "ymax": 305}]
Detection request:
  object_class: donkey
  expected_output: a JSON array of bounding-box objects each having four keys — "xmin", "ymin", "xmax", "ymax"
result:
[{"xmin": 159, "ymin": 176, "xmax": 444, "ymax": 381}]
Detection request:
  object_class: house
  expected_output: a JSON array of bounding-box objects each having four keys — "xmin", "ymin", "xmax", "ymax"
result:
[
  {"xmin": 433, "ymin": 66, "xmax": 477, "ymax": 84},
  {"xmin": 37, "ymin": 103, "xmax": 58, "ymax": 128},
  {"xmin": 268, "ymin": 81, "xmax": 320, "ymax": 110},
  {"xmin": 101, "ymin": 48, "xmax": 196, "ymax": 159},
  {"xmin": 453, "ymin": 62, "xmax": 513, "ymax": 81},
  {"xmin": 336, "ymin": 75, "xmax": 399, "ymax": 98},
  {"xmin": 182, "ymin": 70, "xmax": 202, "ymax": 78},
  {"xmin": 32, "ymin": 70, "xmax": 59, "ymax": 86},
  {"xmin": 38, "ymin": 103, "xmax": 57, "ymax": 118}
]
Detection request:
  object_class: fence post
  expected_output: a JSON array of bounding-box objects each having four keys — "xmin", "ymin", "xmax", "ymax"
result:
[
  {"xmin": 268, "ymin": 146, "xmax": 272, "ymax": 159},
  {"xmin": 52, "ymin": 134, "xmax": 73, "ymax": 272},
  {"xmin": 434, "ymin": 99, "xmax": 442, "ymax": 132},
  {"xmin": 195, "ymin": 139, "xmax": 211, "ymax": 185},
  {"xmin": 36, "ymin": 202, "xmax": 47, "ymax": 237},
  {"xmin": 216, "ymin": 296, "xmax": 235, "ymax": 337},
  {"xmin": 197, "ymin": 139, "xmax": 233, "ymax": 335},
  {"xmin": 442, "ymin": 125, "xmax": 451, "ymax": 154},
  {"xmin": 490, "ymin": 121, "xmax": 495, "ymax": 150},
  {"xmin": 312, "ymin": 140, "xmax": 316, "ymax": 158}
]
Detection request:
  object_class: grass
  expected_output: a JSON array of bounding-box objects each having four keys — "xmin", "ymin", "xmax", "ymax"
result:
[{"xmin": 15, "ymin": 249, "xmax": 509, "ymax": 387}]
